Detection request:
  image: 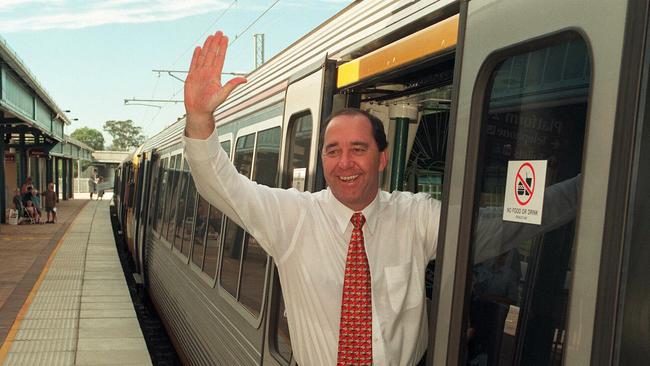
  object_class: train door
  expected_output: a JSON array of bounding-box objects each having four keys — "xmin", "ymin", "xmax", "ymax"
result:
[
  {"xmin": 263, "ymin": 62, "xmax": 336, "ymax": 365},
  {"xmin": 135, "ymin": 153, "xmax": 151, "ymax": 276},
  {"xmin": 433, "ymin": 0, "xmax": 632, "ymax": 365},
  {"xmin": 327, "ymin": 8, "xmax": 459, "ymax": 365}
]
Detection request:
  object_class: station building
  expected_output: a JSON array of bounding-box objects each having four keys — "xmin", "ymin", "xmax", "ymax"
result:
[{"xmin": 1, "ymin": 37, "xmax": 94, "ymax": 223}]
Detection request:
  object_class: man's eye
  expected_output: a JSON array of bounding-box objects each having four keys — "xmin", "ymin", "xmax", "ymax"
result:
[
  {"xmin": 352, "ymin": 148, "xmax": 366, "ymax": 154},
  {"xmin": 325, "ymin": 150, "xmax": 340, "ymax": 157}
]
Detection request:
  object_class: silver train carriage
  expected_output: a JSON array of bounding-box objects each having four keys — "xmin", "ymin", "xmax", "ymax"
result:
[{"xmin": 113, "ymin": 0, "xmax": 650, "ymax": 365}]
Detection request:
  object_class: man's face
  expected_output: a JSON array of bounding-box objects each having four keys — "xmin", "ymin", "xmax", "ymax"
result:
[{"xmin": 322, "ymin": 114, "xmax": 387, "ymax": 211}]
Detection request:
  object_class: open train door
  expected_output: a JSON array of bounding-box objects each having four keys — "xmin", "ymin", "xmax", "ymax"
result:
[
  {"xmin": 262, "ymin": 59, "xmax": 337, "ymax": 365},
  {"xmin": 432, "ymin": 0, "xmax": 648, "ymax": 366}
]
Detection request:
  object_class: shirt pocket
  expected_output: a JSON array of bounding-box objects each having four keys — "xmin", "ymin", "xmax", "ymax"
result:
[{"xmin": 384, "ymin": 261, "xmax": 423, "ymax": 313}]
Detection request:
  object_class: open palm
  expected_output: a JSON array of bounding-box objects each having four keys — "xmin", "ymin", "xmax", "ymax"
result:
[{"xmin": 184, "ymin": 31, "xmax": 246, "ymax": 118}]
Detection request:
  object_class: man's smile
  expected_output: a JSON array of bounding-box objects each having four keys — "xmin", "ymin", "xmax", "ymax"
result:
[{"xmin": 339, "ymin": 174, "xmax": 360, "ymax": 182}]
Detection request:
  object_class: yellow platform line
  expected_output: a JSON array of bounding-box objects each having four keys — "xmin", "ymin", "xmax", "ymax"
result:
[{"xmin": 0, "ymin": 223, "xmax": 74, "ymax": 363}]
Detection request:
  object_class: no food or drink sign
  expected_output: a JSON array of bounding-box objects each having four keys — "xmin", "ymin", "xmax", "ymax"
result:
[{"xmin": 503, "ymin": 160, "xmax": 547, "ymax": 225}]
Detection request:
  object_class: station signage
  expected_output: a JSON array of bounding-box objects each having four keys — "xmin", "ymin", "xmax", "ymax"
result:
[
  {"xmin": 503, "ymin": 160, "xmax": 547, "ymax": 225},
  {"xmin": 29, "ymin": 149, "xmax": 47, "ymax": 157},
  {"xmin": 4, "ymin": 153, "xmax": 15, "ymax": 162}
]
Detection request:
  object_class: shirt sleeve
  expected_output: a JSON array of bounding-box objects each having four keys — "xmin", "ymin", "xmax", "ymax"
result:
[
  {"xmin": 415, "ymin": 193, "xmax": 442, "ymax": 261},
  {"xmin": 183, "ymin": 128, "xmax": 305, "ymax": 259}
]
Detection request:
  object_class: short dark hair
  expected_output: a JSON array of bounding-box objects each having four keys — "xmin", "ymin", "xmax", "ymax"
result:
[{"xmin": 323, "ymin": 108, "xmax": 388, "ymax": 151}]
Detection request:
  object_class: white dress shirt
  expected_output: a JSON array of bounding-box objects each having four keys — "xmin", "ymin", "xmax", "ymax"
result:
[{"xmin": 183, "ymin": 128, "xmax": 578, "ymax": 366}]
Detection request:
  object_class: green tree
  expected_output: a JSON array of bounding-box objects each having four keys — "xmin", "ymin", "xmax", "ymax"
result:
[
  {"xmin": 103, "ymin": 119, "xmax": 146, "ymax": 151},
  {"xmin": 70, "ymin": 127, "xmax": 105, "ymax": 150}
]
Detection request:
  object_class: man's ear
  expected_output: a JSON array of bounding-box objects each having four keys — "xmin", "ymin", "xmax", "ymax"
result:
[{"xmin": 378, "ymin": 150, "xmax": 388, "ymax": 172}]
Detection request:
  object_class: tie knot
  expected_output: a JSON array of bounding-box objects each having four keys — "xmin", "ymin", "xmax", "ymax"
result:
[{"xmin": 350, "ymin": 212, "xmax": 366, "ymax": 229}]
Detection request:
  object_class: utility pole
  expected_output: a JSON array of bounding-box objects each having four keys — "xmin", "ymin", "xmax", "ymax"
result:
[{"xmin": 254, "ymin": 33, "xmax": 265, "ymax": 69}]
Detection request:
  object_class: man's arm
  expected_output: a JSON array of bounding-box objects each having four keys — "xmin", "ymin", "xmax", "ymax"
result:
[
  {"xmin": 184, "ymin": 31, "xmax": 246, "ymax": 140},
  {"xmin": 183, "ymin": 32, "xmax": 304, "ymax": 260}
]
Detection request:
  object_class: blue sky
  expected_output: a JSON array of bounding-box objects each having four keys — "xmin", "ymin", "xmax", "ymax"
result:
[{"xmin": 0, "ymin": 0, "xmax": 352, "ymax": 146}]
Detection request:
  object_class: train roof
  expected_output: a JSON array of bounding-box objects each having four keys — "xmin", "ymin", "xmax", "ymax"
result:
[{"xmin": 140, "ymin": 0, "xmax": 456, "ymax": 153}]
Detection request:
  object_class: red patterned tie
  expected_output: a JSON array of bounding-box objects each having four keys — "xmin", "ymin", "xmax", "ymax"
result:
[{"xmin": 337, "ymin": 212, "xmax": 372, "ymax": 365}]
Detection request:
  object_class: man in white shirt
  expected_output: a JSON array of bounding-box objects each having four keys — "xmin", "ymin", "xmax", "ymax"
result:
[{"xmin": 183, "ymin": 32, "xmax": 578, "ymax": 366}]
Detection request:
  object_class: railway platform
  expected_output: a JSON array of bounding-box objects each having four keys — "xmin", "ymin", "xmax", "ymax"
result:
[{"xmin": 0, "ymin": 198, "xmax": 152, "ymax": 366}]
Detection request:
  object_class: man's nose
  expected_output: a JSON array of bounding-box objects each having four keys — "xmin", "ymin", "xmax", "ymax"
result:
[{"xmin": 337, "ymin": 151, "xmax": 354, "ymax": 168}]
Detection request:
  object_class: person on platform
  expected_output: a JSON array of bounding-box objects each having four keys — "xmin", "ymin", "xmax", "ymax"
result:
[
  {"xmin": 97, "ymin": 176, "xmax": 105, "ymax": 200},
  {"xmin": 22, "ymin": 185, "xmax": 34, "ymax": 206},
  {"xmin": 21, "ymin": 176, "xmax": 33, "ymax": 194},
  {"xmin": 32, "ymin": 188, "xmax": 43, "ymax": 223},
  {"xmin": 45, "ymin": 182, "xmax": 57, "ymax": 224},
  {"xmin": 12, "ymin": 188, "xmax": 22, "ymax": 211},
  {"xmin": 89, "ymin": 174, "xmax": 97, "ymax": 200},
  {"xmin": 182, "ymin": 31, "xmax": 579, "ymax": 365},
  {"xmin": 24, "ymin": 200, "xmax": 40, "ymax": 223}
]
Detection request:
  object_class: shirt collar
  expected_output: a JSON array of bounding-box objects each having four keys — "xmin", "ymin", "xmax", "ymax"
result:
[{"xmin": 327, "ymin": 188, "xmax": 382, "ymax": 235}]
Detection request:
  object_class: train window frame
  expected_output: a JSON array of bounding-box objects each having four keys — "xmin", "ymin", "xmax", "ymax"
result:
[
  {"xmin": 282, "ymin": 110, "xmax": 313, "ymax": 191},
  {"xmin": 160, "ymin": 154, "xmax": 178, "ymax": 243},
  {"xmin": 164, "ymin": 151, "xmax": 184, "ymax": 245},
  {"xmin": 216, "ymin": 118, "xmax": 281, "ymax": 328},
  {"xmin": 189, "ymin": 137, "xmax": 233, "ymax": 288},
  {"xmin": 197, "ymin": 137, "xmax": 233, "ymax": 287},
  {"xmin": 219, "ymin": 131, "xmax": 255, "ymax": 301},
  {"xmin": 453, "ymin": 30, "xmax": 591, "ymax": 365},
  {"xmin": 133, "ymin": 154, "xmax": 144, "ymax": 221},
  {"xmin": 146, "ymin": 154, "xmax": 160, "ymax": 228},
  {"xmin": 171, "ymin": 157, "xmax": 190, "ymax": 256},
  {"xmin": 180, "ymin": 159, "xmax": 198, "ymax": 259},
  {"xmin": 152, "ymin": 155, "xmax": 170, "ymax": 239},
  {"xmin": 239, "ymin": 126, "xmax": 280, "ymax": 317}
]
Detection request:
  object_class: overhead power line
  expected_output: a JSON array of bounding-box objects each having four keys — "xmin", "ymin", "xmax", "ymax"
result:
[
  {"xmin": 230, "ymin": 0, "xmax": 280, "ymax": 47},
  {"xmin": 124, "ymin": 98, "xmax": 183, "ymax": 105},
  {"xmin": 152, "ymin": 69, "xmax": 247, "ymax": 83},
  {"xmin": 170, "ymin": 0, "xmax": 239, "ymax": 68},
  {"xmin": 161, "ymin": 0, "xmax": 280, "ymax": 97}
]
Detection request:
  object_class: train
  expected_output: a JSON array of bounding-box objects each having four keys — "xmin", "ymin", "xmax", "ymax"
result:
[{"xmin": 113, "ymin": 0, "xmax": 650, "ymax": 365}]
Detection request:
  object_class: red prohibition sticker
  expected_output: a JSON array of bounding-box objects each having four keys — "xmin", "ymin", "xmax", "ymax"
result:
[{"xmin": 514, "ymin": 162, "xmax": 535, "ymax": 206}]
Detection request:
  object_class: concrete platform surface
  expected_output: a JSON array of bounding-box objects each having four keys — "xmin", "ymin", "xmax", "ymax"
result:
[{"xmin": 0, "ymin": 199, "xmax": 152, "ymax": 366}]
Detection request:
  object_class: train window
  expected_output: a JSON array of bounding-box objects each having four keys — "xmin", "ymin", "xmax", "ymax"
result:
[
  {"xmin": 147, "ymin": 160, "xmax": 156, "ymax": 226},
  {"xmin": 284, "ymin": 112, "xmax": 312, "ymax": 190},
  {"xmin": 164, "ymin": 155, "xmax": 182, "ymax": 243},
  {"xmin": 160, "ymin": 155, "xmax": 176, "ymax": 238},
  {"xmin": 172, "ymin": 159, "xmax": 191, "ymax": 253},
  {"xmin": 238, "ymin": 126, "xmax": 279, "ymax": 315},
  {"xmin": 201, "ymin": 140, "xmax": 232, "ymax": 277},
  {"xmin": 134, "ymin": 161, "xmax": 142, "ymax": 219},
  {"xmin": 192, "ymin": 195, "xmax": 210, "ymax": 269},
  {"xmin": 204, "ymin": 203, "xmax": 224, "ymax": 278},
  {"xmin": 272, "ymin": 279, "xmax": 293, "ymax": 363},
  {"xmin": 153, "ymin": 157, "xmax": 169, "ymax": 233},
  {"xmin": 465, "ymin": 35, "xmax": 589, "ymax": 366},
  {"xmin": 181, "ymin": 174, "xmax": 197, "ymax": 258},
  {"xmin": 127, "ymin": 166, "xmax": 136, "ymax": 208},
  {"xmin": 221, "ymin": 132, "xmax": 255, "ymax": 298}
]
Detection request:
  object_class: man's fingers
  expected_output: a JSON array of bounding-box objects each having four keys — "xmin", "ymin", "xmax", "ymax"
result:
[
  {"xmin": 206, "ymin": 31, "xmax": 222, "ymax": 67},
  {"xmin": 214, "ymin": 35, "xmax": 229, "ymax": 73},
  {"xmin": 188, "ymin": 46, "xmax": 201, "ymax": 75}
]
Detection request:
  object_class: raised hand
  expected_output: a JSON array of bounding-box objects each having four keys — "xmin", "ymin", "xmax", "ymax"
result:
[{"xmin": 184, "ymin": 31, "xmax": 247, "ymax": 139}]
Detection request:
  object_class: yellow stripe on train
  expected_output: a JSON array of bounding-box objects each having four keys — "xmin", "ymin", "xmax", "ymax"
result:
[{"xmin": 337, "ymin": 14, "xmax": 459, "ymax": 89}]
